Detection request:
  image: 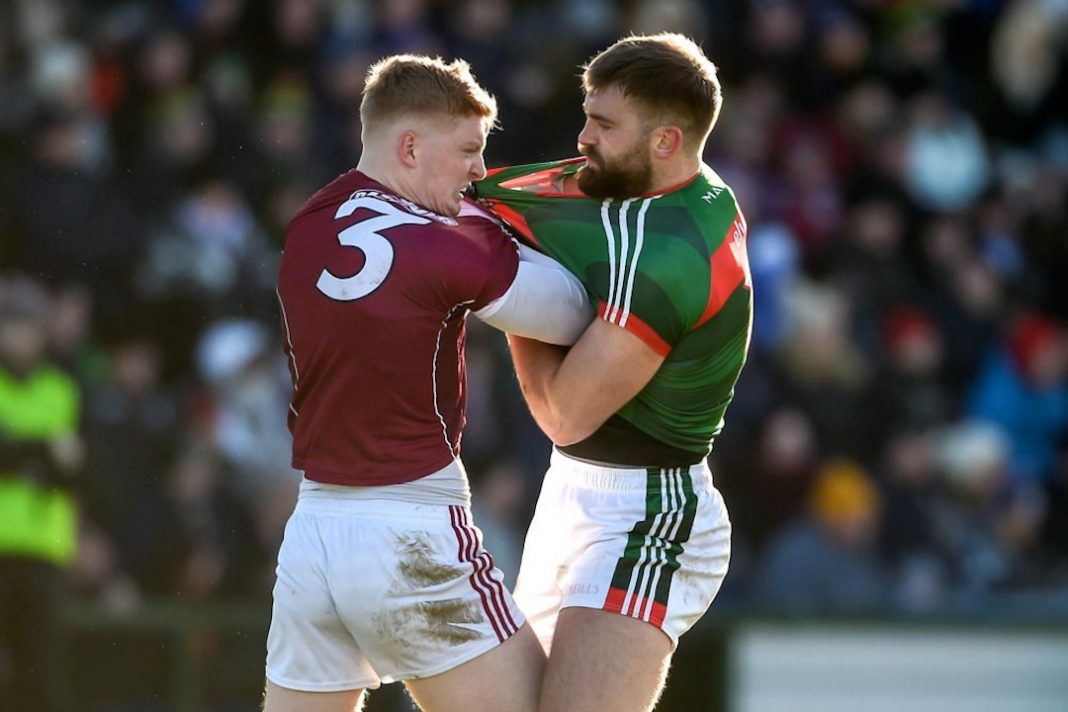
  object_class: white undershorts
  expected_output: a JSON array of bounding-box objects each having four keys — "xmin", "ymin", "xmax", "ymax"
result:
[
  {"xmin": 514, "ymin": 448, "xmax": 731, "ymax": 651},
  {"xmin": 265, "ymin": 490, "xmax": 524, "ymax": 691}
]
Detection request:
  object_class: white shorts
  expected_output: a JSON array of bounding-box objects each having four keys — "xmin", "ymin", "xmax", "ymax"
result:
[
  {"xmin": 265, "ymin": 495, "xmax": 524, "ymax": 692},
  {"xmin": 514, "ymin": 449, "xmax": 731, "ymax": 651}
]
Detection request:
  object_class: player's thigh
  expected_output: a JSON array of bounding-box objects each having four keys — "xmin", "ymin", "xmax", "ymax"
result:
[
  {"xmin": 263, "ymin": 679, "xmax": 365, "ymax": 712},
  {"xmin": 539, "ymin": 608, "xmax": 672, "ymax": 712},
  {"xmin": 404, "ymin": 622, "xmax": 545, "ymax": 712}
]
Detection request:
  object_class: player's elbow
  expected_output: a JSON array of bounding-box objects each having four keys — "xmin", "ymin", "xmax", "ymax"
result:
[
  {"xmin": 540, "ymin": 412, "xmax": 599, "ymax": 447},
  {"xmin": 549, "ymin": 428, "xmax": 587, "ymax": 447},
  {"xmin": 522, "ymin": 383, "xmax": 604, "ymax": 446}
]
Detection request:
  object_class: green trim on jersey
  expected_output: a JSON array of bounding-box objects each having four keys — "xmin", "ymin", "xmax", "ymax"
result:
[
  {"xmin": 602, "ymin": 467, "xmax": 697, "ymax": 628},
  {"xmin": 476, "ymin": 158, "xmax": 753, "ymax": 455},
  {"xmin": 0, "ymin": 365, "xmax": 80, "ymax": 565}
]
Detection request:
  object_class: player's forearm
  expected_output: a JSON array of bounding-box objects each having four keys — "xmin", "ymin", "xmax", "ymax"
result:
[
  {"xmin": 508, "ymin": 320, "xmax": 663, "ymax": 446},
  {"xmin": 506, "ymin": 335, "xmax": 585, "ymax": 445}
]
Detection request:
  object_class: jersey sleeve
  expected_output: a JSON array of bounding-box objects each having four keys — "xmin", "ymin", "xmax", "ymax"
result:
[
  {"xmin": 473, "ymin": 245, "xmax": 593, "ymax": 345},
  {"xmin": 445, "ymin": 215, "xmax": 520, "ymax": 312}
]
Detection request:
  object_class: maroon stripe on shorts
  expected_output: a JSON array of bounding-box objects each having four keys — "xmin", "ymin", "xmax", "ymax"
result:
[
  {"xmin": 458, "ymin": 508, "xmax": 520, "ymax": 634},
  {"xmin": 449, "ymin": 505, "xmax": 509, "ymax": 641},
  {"xmin": 461, "ymin": 507, "xmax": 518, "ymax": 637}
]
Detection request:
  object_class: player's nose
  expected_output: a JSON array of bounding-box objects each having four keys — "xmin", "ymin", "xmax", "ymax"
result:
[
  {"xmin": 470, "ymin": 155, "xmax": 487, "ymax": 181},
  {"xmin": 577, "ymin": 120, "xmax": 596, "ymax": 147}
]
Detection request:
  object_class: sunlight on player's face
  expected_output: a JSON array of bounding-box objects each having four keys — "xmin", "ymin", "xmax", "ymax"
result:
[
  {"xmin": 576, "ymin": 87, "xmax": 653, "ymax": 198},
  {"xmin": 413, "ymin": 114, "xmax": 488, "ymax": 216}
]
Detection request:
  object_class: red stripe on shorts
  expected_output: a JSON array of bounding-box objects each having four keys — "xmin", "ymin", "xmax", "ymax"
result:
[{"xmin": 602, "ymin": 586, "xmax": 667, "ymax": 629}]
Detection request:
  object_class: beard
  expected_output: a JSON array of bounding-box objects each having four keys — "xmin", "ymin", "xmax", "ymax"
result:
[{"xmin": 577, "ymin": 141, "xmax": 653, "ymax": 199}]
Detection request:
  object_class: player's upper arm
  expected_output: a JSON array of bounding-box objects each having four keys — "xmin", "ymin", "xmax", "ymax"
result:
[
  {"xmin": 474, "ymin": 244, "xmax": 593, "ymax": 345},
  {"xmin": 540, "ymin": 318, "xmax": 665, "ymax": 445}
]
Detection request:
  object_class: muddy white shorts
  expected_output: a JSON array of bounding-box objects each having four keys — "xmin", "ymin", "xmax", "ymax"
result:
[
  {"xmin": 514, "ymin": 449, "xmax": 731, "ymax": 651},
  {"xmin": 265, "ymin": 495, "xmax": 524, "ymax": 692}
]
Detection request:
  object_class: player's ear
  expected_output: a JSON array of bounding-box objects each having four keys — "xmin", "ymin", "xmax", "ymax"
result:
[
  {"xmin": 397, "ymin": 130, "xmax": 418, "ymax": 169},
  {"xmin": 651, "ymin": 125, "xmax": 683, "ymax": 159}
]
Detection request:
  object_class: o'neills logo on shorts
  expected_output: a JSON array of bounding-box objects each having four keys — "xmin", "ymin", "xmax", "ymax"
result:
[{"xmin": 567, "ymin": 583, "xmax": 600, "ymax": 596}]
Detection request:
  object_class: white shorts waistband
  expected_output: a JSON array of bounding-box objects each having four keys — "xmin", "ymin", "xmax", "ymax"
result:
[
  {"xmin": 293, "ymin": 495, "xmax": 470, "ymax": 521},
  {"xmin": 549, "ymin": 448, "xmax": 711, "ymax": 492},
  {"xmin": 299, "ymin": 458, "xmax": 470, "ymax": 508}
]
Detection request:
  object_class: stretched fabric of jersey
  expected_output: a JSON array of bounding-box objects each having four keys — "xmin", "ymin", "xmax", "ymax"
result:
[{"xmin": 475, "ymin": 158, "xmax": 753, "ymax": 457}]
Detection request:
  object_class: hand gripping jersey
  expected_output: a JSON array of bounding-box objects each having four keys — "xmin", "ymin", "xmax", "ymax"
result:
[
  {"xmin": 475, "ymin": 158, "xmax": 753, "ymax": 463},
  {"xmin": 278, "ymin": 171, "xmax": 519, "ymax": 486}
]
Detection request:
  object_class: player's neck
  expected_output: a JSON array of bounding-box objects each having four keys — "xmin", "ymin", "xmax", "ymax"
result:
[
  {"xmin": 356, "ymin": 156, "xmax": 411, "ymax": 202},
  {"xmin": 649, "ymin": 154, "xmax": 702, "ymax": 195}
]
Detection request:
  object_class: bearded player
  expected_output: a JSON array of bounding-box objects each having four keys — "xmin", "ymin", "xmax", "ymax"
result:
[{"xmin": 474, "ymin": 33, "xmax": 752, "ymax": 712}]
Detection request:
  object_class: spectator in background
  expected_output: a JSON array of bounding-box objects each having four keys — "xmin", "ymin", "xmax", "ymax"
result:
[
  {"xmin": 194, "ymin": 319, "xmax": 298, "ymax": 586},
  {"xmin": 759, "ymin": 457, "xmax": 887, "ymax": 613},
  {"xmin": 137, "ymin": 176, "xmax": 278, "ymax": 375},
  {"xmin": 166, "ymin": 441, "xmax": 261, "ymax": 599},
  {"xmin": 774, "ymin": 279, "xmax": 872, "ymax": 457},
  {"xmin": 719, "ymin": 406, "xmax": 820, "ymax": 557},
  {"xmin": 917, "ymin": 216, "xmax": 1003, "ymax": 396},
  {"xmin": 81, "ymin": 331, "xmax": 181, "ymax": 597},
  {"xmin": 903, "ymin": 89, "xmax": 990, "ymax": 213},
  {"xmin": 824, "ymin": 195, "xmax": 920, "ymax": 346},
  {"xmin": 863, "ymin": 306, "xmax": 954, "ymax": 442},
  {"xmin": 967, "ymin": 313, "xmax": 1068, "ymax": 487},
  {"xmin": 9, "ymin": 106, "xmax": 140, "ymax": 329},
  {"xmin": 0, "ymin": 277, "xmax": 84, "ymax": 712},
  {"xmin": 989, "ymin": 0, "xmax": 1068, "ymax": 144},
  {"xmin": 114, "ymin": 27, "xmax": 210, "ymax": 207},
  {"xmin": 876, "ymin": 425, "xmax": 951, "ymax": 613},
  {"xmin": 932, "ymin": 422, "xmax": 1047, "ymax": 597}
]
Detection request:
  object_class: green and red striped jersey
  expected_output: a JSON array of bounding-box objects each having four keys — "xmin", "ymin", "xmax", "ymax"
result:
[{"xmin": 475, "ymin": 158, "xmax": 753, "ymax": 459}]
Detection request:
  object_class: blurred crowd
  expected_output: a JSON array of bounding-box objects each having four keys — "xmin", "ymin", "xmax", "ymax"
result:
[{"xmin": 1, "ymin": 0, "xmax": 1067, "ymax": 623}]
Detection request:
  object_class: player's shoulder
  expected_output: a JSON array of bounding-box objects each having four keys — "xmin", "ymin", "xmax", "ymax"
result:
[
  {"xmin": 290, "ymin": 171, "xmax": 459, "ymax": 226},
  {"xmin": 646, "ymin": 165, "xmax": 743, "ymax": 249},
  {"xmin": 455, "ymin": 198, "xmax": 514, "ymax": 242},
  {"xmin": 678, "ymin": 165, "xmax": 741, "ymax": 217}
]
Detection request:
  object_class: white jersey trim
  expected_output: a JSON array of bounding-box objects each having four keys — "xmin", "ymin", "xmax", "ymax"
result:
[
  {"xmin": 601, "ymin": 197, "xmax": 659, "ymax": 327},
  {"xmin": 433, "ymin": 300, "xmax": 474, "ymax": 457},
  {"xmin": 610, "ymin": 199, "xmax": 633, "ymax": 323},
  {"xmin": 276, "ymin": 288, "xmax": 301, "ymax": 418},
  {"xmin": 600, "ymin": 200, "xmax": 618, "ymax": 321}
]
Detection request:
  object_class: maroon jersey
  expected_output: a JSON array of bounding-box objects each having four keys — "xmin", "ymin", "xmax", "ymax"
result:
[{"xmin": 277, "ymin": 171, "xmax": 518, "ymax": 486}]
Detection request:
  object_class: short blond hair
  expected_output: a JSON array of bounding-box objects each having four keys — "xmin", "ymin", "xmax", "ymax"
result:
[{"xmin": 360, "ymin": 54, "xmax": 498, "ymax": 134}]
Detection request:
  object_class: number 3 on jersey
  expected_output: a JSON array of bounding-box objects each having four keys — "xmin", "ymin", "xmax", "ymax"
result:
[{"xmin": 317, "ymin": 196, "xmax": 431, "ymax": 301}]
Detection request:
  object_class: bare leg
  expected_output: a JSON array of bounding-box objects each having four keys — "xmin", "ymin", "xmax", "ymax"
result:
[
  {"xmin": 405, "ymin": 623, "xmax": 546, "ymax": 712},
  {"xmin": 263, "ymin": 680, "xmax": 365, "ymax": 712},
  {"xmin": 538, "ymin": 608, "xmax": 673, "ymax": 712}
]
